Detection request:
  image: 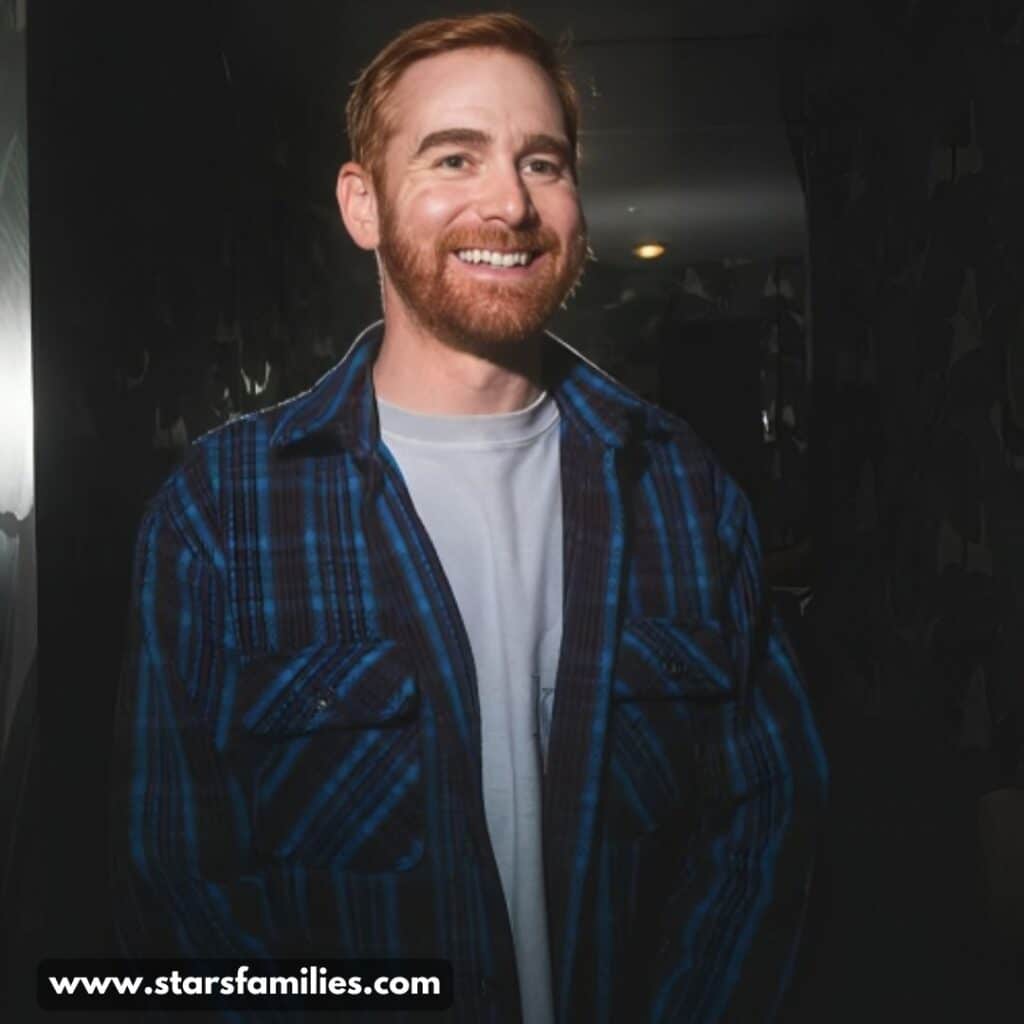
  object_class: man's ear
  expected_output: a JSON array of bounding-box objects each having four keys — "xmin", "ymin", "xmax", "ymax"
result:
[{"xmin": 336, "ymin": 162, "xmax": 380, "ymax": 251}]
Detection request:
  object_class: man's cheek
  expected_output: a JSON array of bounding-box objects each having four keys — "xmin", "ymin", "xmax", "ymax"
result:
[{"xmin": 417, "ymin": 188, "xmax": 462, "ymax": 225}]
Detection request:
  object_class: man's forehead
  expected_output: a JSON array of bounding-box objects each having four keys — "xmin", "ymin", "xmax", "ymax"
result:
[{"xmin": 386, "ymin": 48, "xmax": 565, "ymax": 143}]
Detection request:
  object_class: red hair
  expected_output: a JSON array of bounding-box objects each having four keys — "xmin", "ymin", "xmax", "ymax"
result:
[{"xmin": 345, "ymin": 12, "xmax": 581, "ymax": 185}]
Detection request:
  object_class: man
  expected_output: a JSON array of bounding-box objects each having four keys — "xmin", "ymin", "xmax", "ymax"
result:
[{"xmin": 111, "ymin": 12, "xmax": 826, "ymax": 1022}]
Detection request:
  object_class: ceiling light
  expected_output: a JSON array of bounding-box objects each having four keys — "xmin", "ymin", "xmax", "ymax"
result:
[{"xmin": 633, "ymin": 242, "xmax": 666, "ymax": 260}]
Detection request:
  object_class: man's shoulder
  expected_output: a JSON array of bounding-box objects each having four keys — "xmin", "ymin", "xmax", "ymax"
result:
[
  {"xmin": 575, "ymin": 357, "xmax": 746, "ymax": 523},
  {"xmin": 147, "ymin": 395, "xmax": 302, "ymax": 517},
  {"xmin": 551, "ymin": 334, "xmax": 713, "ymax": 462},
  {"xmin": 585, "ymin": 359, "xmax": 719, "ymax": 470},
  {"xmin": 640, "ymin": 395, "xmax": 713, "ymax": 461},
  {"xmin": 197, "ymin": 385, "xmax": 307, "ymax": 451}
]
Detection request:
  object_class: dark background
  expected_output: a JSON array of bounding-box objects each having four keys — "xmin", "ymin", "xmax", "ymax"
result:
[{"xmin": 4, "ymin": 0, "xmax": 1024, "ymax": 1019}]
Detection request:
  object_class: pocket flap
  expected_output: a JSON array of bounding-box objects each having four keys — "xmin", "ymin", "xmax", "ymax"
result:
[
  {"xmin": 240, "ymin": 638, "xmax": 418, "ymax": 737},
  {"xmin": 614, "ymin": 618, "xmax": 735, "ymax": 700}
]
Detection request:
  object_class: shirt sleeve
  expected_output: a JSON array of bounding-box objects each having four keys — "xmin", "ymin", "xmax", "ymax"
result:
[
  {"xmin": 109, "ymin": 459, "xmax": 269, "ymax": 959},
  {"xmin": 646, "ymin": 464, "xmax": 828, "ymax": 1022}
]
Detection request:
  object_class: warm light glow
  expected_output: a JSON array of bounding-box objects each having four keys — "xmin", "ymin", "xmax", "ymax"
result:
[{"xmin": 633, "ymin": 242, "xmax": 666, "ymax": 260}]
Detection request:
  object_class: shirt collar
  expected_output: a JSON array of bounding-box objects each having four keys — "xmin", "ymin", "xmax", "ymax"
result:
[{"xmin": 269, "ymin": 320, "xmax": 658, "ymax": 456}]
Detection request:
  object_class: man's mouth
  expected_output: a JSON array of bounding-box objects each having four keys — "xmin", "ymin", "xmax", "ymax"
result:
[{"xmin": 453, "ymin": 248, "xmax": 538, "ymax": 268}]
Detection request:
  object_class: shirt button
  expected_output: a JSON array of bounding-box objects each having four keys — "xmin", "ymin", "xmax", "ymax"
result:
[
  {"xmin": 666, "ymin": 660, "xmax": 685, "ymax": 677},
  {"xmin": 480, "ymin": 976, "xmax": 498, "ymax": 998},
  {"xmin": 315, "ymin": 696, "xmax": 330, "ymax": 710}
]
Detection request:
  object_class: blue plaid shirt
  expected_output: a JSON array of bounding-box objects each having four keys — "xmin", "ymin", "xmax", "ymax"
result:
[{"xmin": 111, "ymin": 322, "xmax": 827, "ymax": 1022}]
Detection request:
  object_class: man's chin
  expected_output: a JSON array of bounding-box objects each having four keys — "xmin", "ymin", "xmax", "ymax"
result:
[
  {"xmin": 420, "ymin": 286, "xmax": 557, "ymax": 353},
  {"xmin": 431, "ymin": 315, "xmax": 548, "ymax": 356}
]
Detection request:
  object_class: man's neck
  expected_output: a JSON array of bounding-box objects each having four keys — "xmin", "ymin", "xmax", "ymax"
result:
[{"xmin": 373, "ymin": 315, "xmax": 544, "ymax": 416}]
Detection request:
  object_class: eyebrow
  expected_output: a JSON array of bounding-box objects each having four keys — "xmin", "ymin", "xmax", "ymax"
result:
[
  {"xmin": 412, "ymin": 128, "xmax": 573, "ymax": 167},
  {"xmin": 519, "ymin": 133, "xmax": 573, "ymax": 168},
  {"xmin": 413, "ymin": 128, "xmax": 491, "ymax": 159}
]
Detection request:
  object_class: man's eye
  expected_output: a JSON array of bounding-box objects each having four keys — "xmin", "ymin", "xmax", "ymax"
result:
[
  {"xmin": 525, "ymin": 158, "xmax": 559, "ymax": 176},
  {"xmin": 438, "ymin": 154, "xmax": 468, "ymax": 170}
]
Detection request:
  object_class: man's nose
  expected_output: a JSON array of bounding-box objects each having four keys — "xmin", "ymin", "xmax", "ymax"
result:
[{"xmin": 474, "ymin": 163, "xmax": 534, "ymax": 226}]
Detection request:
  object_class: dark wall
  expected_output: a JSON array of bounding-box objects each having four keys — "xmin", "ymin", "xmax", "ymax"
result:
[{"xmin": 784, "ymin": 2, "xmax": 1024, "ymax": 1019}]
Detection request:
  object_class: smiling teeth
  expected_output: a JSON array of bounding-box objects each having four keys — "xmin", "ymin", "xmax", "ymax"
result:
[{"xmin": 456, "ymin": 249, "xmax": 533, "ymax": 267}]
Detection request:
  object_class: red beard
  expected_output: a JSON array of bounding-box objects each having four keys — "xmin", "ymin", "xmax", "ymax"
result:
[{"xmin": 377, "ymin": 202, "xmax": 588, "ymax": 354}]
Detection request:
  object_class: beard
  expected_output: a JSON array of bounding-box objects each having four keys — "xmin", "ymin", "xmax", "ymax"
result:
[{"xmin": 376, "ymin": 199, "xmax": 589, "ymax": 356}]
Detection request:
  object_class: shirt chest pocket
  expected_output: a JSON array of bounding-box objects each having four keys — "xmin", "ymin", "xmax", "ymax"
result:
[
  {"xmin": 234, "ymin": 638, "xmax": 425, "ymax": 873},
  {"xmin": 606, "ymin": 618, "xmax": 739, "ymax": 841}
]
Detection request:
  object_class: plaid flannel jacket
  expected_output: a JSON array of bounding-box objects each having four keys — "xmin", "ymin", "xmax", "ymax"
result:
[{"xmin": 111, "ymin": 321, "xmax": 827, "ymax": 1022}]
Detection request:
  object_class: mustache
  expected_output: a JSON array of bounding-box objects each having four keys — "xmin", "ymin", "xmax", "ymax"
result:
[{"xmin": 439, "ymin": 226, "xmax": 561, "ymax": 253}]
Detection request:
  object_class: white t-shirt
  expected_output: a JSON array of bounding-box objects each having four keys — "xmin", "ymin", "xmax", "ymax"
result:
[{"xmin": 378, "ymin": 390, "xmax": 562, "ymax": 1024}]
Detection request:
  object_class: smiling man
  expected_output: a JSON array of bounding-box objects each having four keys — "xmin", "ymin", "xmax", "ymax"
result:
[{"xmin": 111, "ymin": 13, "xmax": 826, "ymax": 1023}]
